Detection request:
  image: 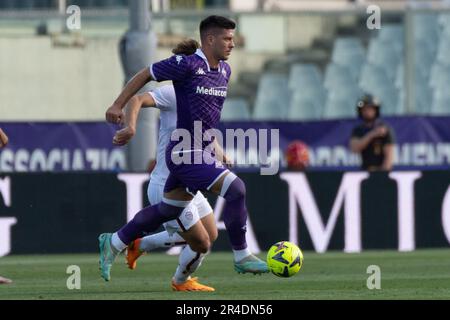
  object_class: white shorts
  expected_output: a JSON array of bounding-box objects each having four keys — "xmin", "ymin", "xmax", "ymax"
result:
[{"xmin": 147, "ymin": 180, "xmax": 213, "ymax": 235}]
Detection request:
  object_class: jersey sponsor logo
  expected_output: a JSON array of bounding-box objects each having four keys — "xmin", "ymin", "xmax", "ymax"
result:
[
  {"xmin": 195, "ymin": 67, "xmax": 206, "ymax": 75},
  {"xmin": 195, "ymin": 86, "xmax": 227, "ymax": 97}
]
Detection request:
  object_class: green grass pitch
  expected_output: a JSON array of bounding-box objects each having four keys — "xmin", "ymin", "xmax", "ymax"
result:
[{"xmin": 1, "ymin": 249, "xmax": 450, "ymax": 300}]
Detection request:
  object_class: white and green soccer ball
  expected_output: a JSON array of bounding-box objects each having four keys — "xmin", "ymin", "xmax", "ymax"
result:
[{"xmin": 266, "ymin": 241, "xmax": 303, "ymax": 278}]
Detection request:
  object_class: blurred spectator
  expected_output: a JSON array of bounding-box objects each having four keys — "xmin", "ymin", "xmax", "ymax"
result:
[
  {"xmin": 286, "ymin": 140, "xmax": 309, "ymax": 171},
  {"xmin": 349, "ymin": 94, "xmax": 395, "ymax": 171}
]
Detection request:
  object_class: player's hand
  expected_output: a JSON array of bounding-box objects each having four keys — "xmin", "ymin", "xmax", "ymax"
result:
[
  {"xmin": 112, "ymin": 126, "xmax": 136, "ymax": 146},
  {"xmin": 106, "ymin": 104, "xmax": 125, "ymax": 125},
  {"xmin": 371, "ymin": 126, "xmax": 387, "ymax": 138}
]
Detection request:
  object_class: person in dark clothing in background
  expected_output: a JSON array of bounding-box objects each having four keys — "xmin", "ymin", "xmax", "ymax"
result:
[{"xmin": 349, "ymin": 94, "xmax": 395, "ymax": 171}]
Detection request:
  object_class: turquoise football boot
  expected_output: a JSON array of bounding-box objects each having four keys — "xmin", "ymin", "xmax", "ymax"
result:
[
  {"xmin": 98, "ymin": 233, "xmax": 118, "ymax": 281},
  {"xmin": 234, "ymin": 254, "xmax": 269, "ymax": 275}
]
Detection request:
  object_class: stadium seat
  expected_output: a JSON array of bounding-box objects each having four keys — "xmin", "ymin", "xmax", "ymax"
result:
[
  {"xmin": 396, "ymin": 92, "xmax": 406, "ymax": 114},
  {"xmin": 288, "ymin": 96, "xmax": 322, "ymax": 121},
  {"xmin": 440, "ymin": 14, "xmax": 450, "ymax": 44},
  {"xmin": 395, "ymin": 65, "xmax": 404, "ymax": 89},
  {"xmin": 324, "ymin": 63, "xmax": 356, "ymax": 90},
  {"xmin": 221, "ymin": 98, "xmax": 251, "ymax": 121},
  {"xmin": 441, "ymin": 23, "xmax": 450, "ymax": 38},
  {"xmin": 288, "ymin": 87, "xmax": 326, "ymax": 120},
  {"xmin": 288, "ymin": 63, "xmax": 322, "ymax": 90},
  {"xmin": 377, "ymin": 24, "xmax": 404, "ymax": 45},
  {"xmin": 253, "ymin": 96, "xmax": 290, "ymax": 120},
  {"xmin": 323, "ymin": 85, "xmax": 363, "ymax": 119},
  {"xmin": 331, "ymin": 37, "xmax": 366, "ymax": 68},
  {"xmin": 335, "ymin": 53, "xmax": 366, "ymax": 81},
  {"xmin": 332, "ymin": 37, "xmax": 365, "ymax": 56},
  {"xmin": 394, "ymin": 63, "xmax": 431, "ymax": 90},
  {"xmin": 367, "ymin": 39, "xmax": 401, "ymax": 80},
  {"xmin": 432, "ymin": 80, "xmax": 450, "ymax": 105},
  {"xmin": 257, "ymin": 73, "xmax": 289, "ymax": 93},
  {"xmin": 430, "ymin": 94, "xmax": 450, "ymax": 115},
  {"xmin": 291, "ymin": 84, "xmax": 326, "ymax": 106},
  {"xmin": 413, "ymin": 13, "xmax": 440, "ymax": 43},
  {"xmin": 415, "ymin": 84, "xmax": 432, "ymax": 115},
  {"xmin": 436, "ymin": 37, "xmax": 450, "ymax": 66},
  {"xmin": 395, "ymin": 68, "xmax": 431, "ymax": 115},
  {"xmin": 438, "ymin": 13, "xmax": 450, "ymax": 30},
  {"xmin": 364, "ymin": 85, "xmax": 399, "ymax": 116},
  {"xmin": 253, "ymin": 74, "xmax": 291, "ymax": 120},
  {"xmin": 429, "ymin": 63, "xmax": 450, "ymax": 90},
  {"xmin": 415, "ymin": 43, "xmax": 435, "ymax": 80},
  {"xmin": 359, "ymin": 63, "xmax": 392, "ymax": 93}
]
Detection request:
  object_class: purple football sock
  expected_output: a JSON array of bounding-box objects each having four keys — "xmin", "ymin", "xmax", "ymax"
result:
[
  {"xmin": 117, "ymin": 202, "xmax": 184, "ymax": 245},
  {"xmin": 222, "ymin": 177, "xmax": 248, "ymax": 250}
]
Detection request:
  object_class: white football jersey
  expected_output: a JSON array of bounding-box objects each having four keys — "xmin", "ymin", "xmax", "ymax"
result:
[{"xmin": 148, "ymin": 85, "xmax": 177, "ymax": 186}]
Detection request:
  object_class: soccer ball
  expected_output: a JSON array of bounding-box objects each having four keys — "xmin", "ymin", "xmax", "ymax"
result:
[{"xmin": 267, "ymin": 241, "xmax": 303, "ymax": 277}]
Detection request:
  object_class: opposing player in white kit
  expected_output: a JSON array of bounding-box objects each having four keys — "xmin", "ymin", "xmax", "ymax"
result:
[{"xmin": 111, "ymin": 39, "xmax": 226, "ymax": 292}]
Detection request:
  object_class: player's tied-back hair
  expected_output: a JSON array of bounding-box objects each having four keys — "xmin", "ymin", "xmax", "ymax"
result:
[
  {"xmin": 172, "ymin": 39, "xmax": 200, "ymax": 55},
  {"xmin": 199, "ymin": 15, "xmax": 236, "ymax": 39}
]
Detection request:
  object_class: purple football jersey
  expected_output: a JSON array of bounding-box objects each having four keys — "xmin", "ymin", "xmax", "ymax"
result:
[{"xmin": 150, "ymin": 49, "xmax": 231, "ymax": 150}]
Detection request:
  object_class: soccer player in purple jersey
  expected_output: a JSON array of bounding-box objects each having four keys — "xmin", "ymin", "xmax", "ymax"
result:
[
  {"xmin": 99, "ymin": 15, "xmax": 268, "ymax": 282},
  {"xmin": 117, "ymin": 39, "xmax": 217, "ymax": 291}
]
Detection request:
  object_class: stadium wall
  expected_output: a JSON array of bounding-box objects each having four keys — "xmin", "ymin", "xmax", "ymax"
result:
[
  {"xmin": 1, "ymin": 171, "xmax": 449, "ymax": 256},
  {"xmin": 0, "ymin": 37, "xmax": 279, "ymax": 121}
]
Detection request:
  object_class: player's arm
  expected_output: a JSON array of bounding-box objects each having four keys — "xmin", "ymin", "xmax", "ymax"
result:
[
  {"xmin": 0, "ymin": 128, "xmax": 8, "ymax": 148},
  {"xmin": 106, "ymin": 67, "xmax": 153, "ymax": 125},
  {"xmin": 381, "ymin": 128, "xmax": 395, "ymax": 171},
  {"xmin": 350, "ymin": 126, "xmax": 387, "ymax": 153},
  {"xmin": 381, "ymin": 144, "xmax": 394, "ymax": 171},
  {"xmin": 107, "ymin": 53, "xmax": 191, "ymax": 125},
  {"xmin": 112, "ymin": 93, "xmax": 156, "ymax": 146},
  {"xmin": 350, "ymin": 135, "xmax": 373, "ymax": 153},
  {"xmin": 212, "ymin": 138, "xmax": 232, "ymax": 168}
]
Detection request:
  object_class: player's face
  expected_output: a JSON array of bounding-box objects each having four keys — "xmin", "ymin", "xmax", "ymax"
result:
[
  {"xmin": 361, "ymin": 105, "xmax": 377, "ymax": 121},
  {"xmin": 212, "ymin": 29, "xmax": 235, "ymax": 60}
]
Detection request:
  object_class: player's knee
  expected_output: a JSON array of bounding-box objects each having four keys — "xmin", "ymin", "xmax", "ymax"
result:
[
  {"xmin": 190, "ymin": 235, "xmax": 210, "ymax": 254},
  {"xmin": 198, "ymin": 235, "xmax": 211, "ymax": 253},
  {"xmin": 208, "ymin": 227, "xmax": 218, "ymax": 243},
  {"xmin": 191, "ymin": 243, "xmax": 209, "ymax": 254},
  {"xmin": 198, "ymin": 240, "xmax": 210, "ymax": 254},
  {"xmin": 223, "ymin": 176, "xmax": 246, "ymax": 202}
]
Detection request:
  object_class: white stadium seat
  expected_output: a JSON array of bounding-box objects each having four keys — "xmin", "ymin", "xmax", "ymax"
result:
[
  {"xmin": 288, "ymin": 90, "xmax": 324, "ymax": 121},
  {"xmin": 221, "ymin": 98, "xmax": 251, "ymax": 121},
  {"xmin": 288, "ymin": 63, "xmax": 322, "ymax": 90},
  {"xmin": 323, "ymin": 85, "xmax": 363, "ymax": 119}
]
